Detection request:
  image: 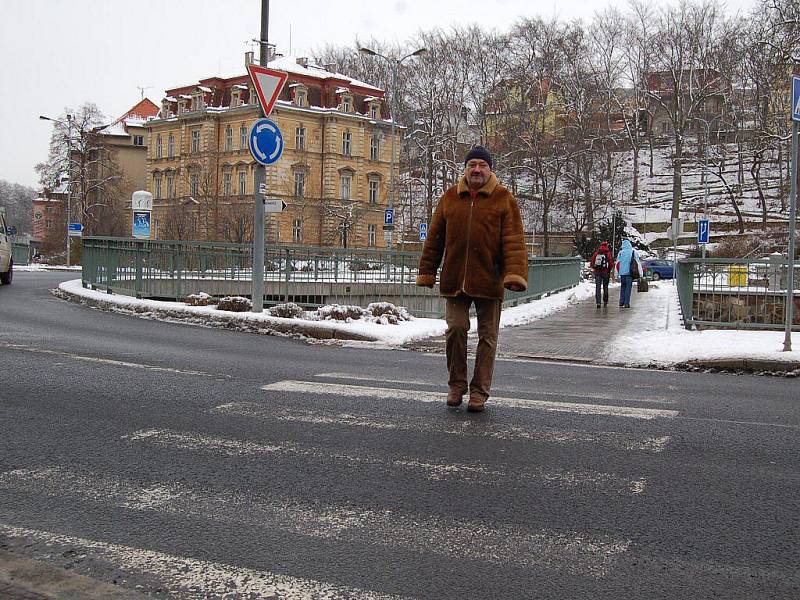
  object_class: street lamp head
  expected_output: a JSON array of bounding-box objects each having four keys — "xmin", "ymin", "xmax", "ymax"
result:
[
  {"xmin": 359, "ymin": 47, "xmax": 378, "ymax": 57},
  {"xmin": 411, "ymin": 48, "xmax": 428, "ymax": 57}
]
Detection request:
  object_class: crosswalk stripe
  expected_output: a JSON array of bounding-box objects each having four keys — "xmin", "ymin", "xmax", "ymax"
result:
[
  {"xmin": 314, "ymin": 373, "xmax": 676, "ymax": 404},
  {"xmin": 0, "ymin": 522, "xmax": 409, "ymax": 599},
  {"xmin": 260, "ymin": 380, "xmax": 679, "ymax": 420},
  {"xmin": 214, "ymin": 402, "xmax": 672, "ymax": 453},
  {"xmin": 0, "ymin": 468, "xmax": 631, "ymax": 578},
  {"xmin": 122, "ymin": 428, "xmax": 645, "ymax": 494}
]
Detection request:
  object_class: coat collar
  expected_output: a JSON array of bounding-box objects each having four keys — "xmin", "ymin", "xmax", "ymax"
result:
[{"xmin": 457, "ymin": 172, "xmax": 498, "ymax": 197}]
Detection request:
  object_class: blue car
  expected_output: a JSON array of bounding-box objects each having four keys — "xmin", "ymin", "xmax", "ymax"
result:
[{"xmin": 643, "ymin": 259, "xmax": 674, "ymax": 280}]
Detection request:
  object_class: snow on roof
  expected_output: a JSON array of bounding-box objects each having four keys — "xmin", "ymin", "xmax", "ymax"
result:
[
  {"xmin": 233, "ymin": 84, "xmax": 248, "ymax": 90},
  {"xmin": 335, "ymin": 87, "xmax": 350, "ymax": 94},
  {"xmin": 180, "ymin": 94, "xmax": 192, "ymax": 100},
  {"xmin": 198, "ymin": 85, "xmax": 213, "ymax": 93},
  {"xmin": 165, "ymin": 96, "xmax": 177, "ymax": 102},
  {"xmin": 97, "ymin": 121, "xmax": 128, "ymax": 137}
]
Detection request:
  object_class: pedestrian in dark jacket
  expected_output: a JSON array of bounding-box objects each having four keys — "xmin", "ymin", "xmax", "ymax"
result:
[
  {"xmin": 416, "ymin": 145, "xmax": 528, "ymax": 413},
  {"xmin": 590, "ymin": 241, "xmax": 614, "ymax": 308}
]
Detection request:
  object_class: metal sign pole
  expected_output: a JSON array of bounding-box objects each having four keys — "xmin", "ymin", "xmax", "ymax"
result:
[
  {"xmin": 251, "ymin": 0, "xmax": 269, "ymax": 312},
  {"xmin": 783, "ymin": 120, "xmax": 797, "ymax": 351}
]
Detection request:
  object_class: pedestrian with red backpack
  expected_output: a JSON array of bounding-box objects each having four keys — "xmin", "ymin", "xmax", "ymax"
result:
[{"xmin": 590, "ymin": 241, "xmax": 614, "ymax": 308}]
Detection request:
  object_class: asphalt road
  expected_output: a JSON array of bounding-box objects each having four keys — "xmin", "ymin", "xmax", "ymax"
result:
[{"xmin": 1, "ymin": 272, "xmax": 798, "ymax": 599}]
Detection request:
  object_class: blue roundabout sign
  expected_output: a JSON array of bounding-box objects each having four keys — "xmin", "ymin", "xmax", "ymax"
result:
[{"xmin": 249, "ymin": 118, "xmax": 284, "ymax": 165}]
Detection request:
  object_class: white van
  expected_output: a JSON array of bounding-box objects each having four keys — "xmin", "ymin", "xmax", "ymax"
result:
[{"xmin": 0, "ymin": 208, "xmax": 12, "ymax": 285}]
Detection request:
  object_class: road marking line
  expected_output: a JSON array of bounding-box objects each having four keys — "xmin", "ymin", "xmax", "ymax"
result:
[
  {"xmin": 214, "ymin": 402, "xmax": 672, "ymax": 453},
  {"xmin": 123, "ymin": 428, "xmax": 644, "ymax": 494},
  {"xmin": 314, "ymin": 372, "xmax": 676, "ymax": 404},
  {"xmin": 0, "ymin": 342, "xmax": 229, "ymax": 379},
  {"xmin": 0, "ymin": 522, "xmax": 408, "ymax": 599},
  {"xmin": 0, "ymin": 469, "xmax": 631, "ymax": 578},
  {"xmin": 261, "ymin": 380, "xmax": 679, "ymax": 420}
]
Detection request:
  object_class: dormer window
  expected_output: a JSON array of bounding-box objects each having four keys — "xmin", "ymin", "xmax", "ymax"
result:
[
  {"xmin": 370, "ymin": 103, "xmax": 379, "ymax": 119},
  {"xmin": 231, "ymin": 90, "xmax": 240, "ymax": 108},
  {"xmin": 291, "ymin": 84, "xmax": 308, "ymax": 108},
  {"xmin": 192, "ymin": 92, "xmax": 204, "ymax": 111},
  {"xmin": 341, "ymin": 95, "xmax": 353, "ymax": 113},
  {"xmin": 177, "ymin": 100, "xmax": 187, "ymax": 115}
]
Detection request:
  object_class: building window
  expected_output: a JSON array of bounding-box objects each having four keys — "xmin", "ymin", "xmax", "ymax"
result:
[
  {"xmin": 166, "ymin": 172, "xmax": 174, "ymax": 198},
  {"xmin": 342, "ymin": 131, "xmax": 351, "ymax": 156},
  {"xmin": 368, "ymin": 224, "xmax": 376, "ymax": 247},
  {"xmin": 153, "ymin": 219, "xmax": 160, "ymax": 239},
  {"xmin": 133, "ymin": 135, "xmax": 144, "ymax": 146},
  {"xmin": 370, "ymin": 104, "xmax": 379, "ymax": 119},
  {"xmin": 240, "ymin": 124, "xmax": 247, "ymax": 149},
  {"xmin": 294, "ymin": 171, "xmax": 305, "ymax": 197},
  {"xmin": 342, "ymin": 96, "xmax": 352, "ymax": 112},
  {"xmin": 190, "ymin": 173, "xmax": 199, "ymax": 197},
  {"xmin": 191, "ymin": 130, "xmax": 200, "ymax": 153},
  {"xmin": 153, "ymin": 173, "xmax": 162, "ymax": 199},
  {"xmin": 178, "ymin": 100, "xmax": 187, "ymax": 114},
  {"xmin": 661, "ymin": 122, "xmax": 669, "ymax": 134},
  {"xmin": 223, "ymin": 171, "xmax": 232, "ymax": 196},
  {"xmin": 238, "ymin": 169, "xmax": 247, "ymax": 195},
  {"xmin": 368, "ymin": 179, "xmax": 379, "ymax": 204},
  {"xmin": 192, "ymin": 93, "xmax": 204, "ymax": 111},
  {"xmin": 340, "ymin": 173, "xmax": 351, "ymax": 200},
  {"xmin": 231, "ymin": 90, "xmax": 240, "ymax": 108},
  {"xmin": 370, "ymin": 136, "xmax": 379, "ymax": 160},
  {"xmin": 156, "ymin": 135, "xmax": 163, "ymax": 158},
  {"xmin": 295, "ymin": 126, "xmax": 305, "ymax": 150},
  {"xmin": 292, "ymin": 218, "xmax": 303, "ymax": 243},
  {"xmin": 167, "ymin": 134, "xmax": 174, "ymax": 157},
  {"xmin": 295, "ymin": 90, "xmax": 306, "ymax": 107},
  {"xmin": 225, "ymin": 126, "xmax": 233, "ymax": 151}
]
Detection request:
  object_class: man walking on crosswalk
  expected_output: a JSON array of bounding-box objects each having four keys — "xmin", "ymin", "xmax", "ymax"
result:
[{"xmin": 416, "ymin": 146, "xmax": 528, "ymax": 412}]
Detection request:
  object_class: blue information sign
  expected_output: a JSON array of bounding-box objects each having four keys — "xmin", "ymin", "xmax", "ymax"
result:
[
  {"xmin": 419, "ymin": 222, "xmax": 427, "ymax": 241},
  {"xmin": 793, "ymin": 76, "xmax": 800, "ymax": 123},
  {"xmin": 249, "ymin": 118, "xmax": 284, "ymax": 165},
  {"xmin": 132, "ymin": 211, "xmax": 151, "ymax": 239},
  {"xmin": 384, "ymin": 208, "xmax": 394, "ymax": 226},
  {"xmin": 698, "ymin": 219, "xmax": 710, "ymax": 244}
]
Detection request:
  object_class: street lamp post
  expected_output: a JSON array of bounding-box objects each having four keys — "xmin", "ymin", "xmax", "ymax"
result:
[
  {"xmin": 695, "ymin": 116, "xmax": 712, "ymax": 260},
  {"xmin": 358, "ymin": 46, "xmax": 427, "ymax": 247},
  {"xmin": 39, "ymin": 114, "xmax": 73, "ymax": 267}
]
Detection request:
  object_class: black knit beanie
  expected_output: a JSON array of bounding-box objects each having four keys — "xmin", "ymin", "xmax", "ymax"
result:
[{"xmin": 464, "ymin": 146, "xmax": 492, "ymax": 169}]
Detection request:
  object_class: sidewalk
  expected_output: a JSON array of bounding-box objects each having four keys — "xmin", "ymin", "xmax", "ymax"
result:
[
  {"xmin": 410, "ymin": 281, "xmax": 665, "ymax": 362},
  {"xmin": 410, "ymin": 281, "xmax": 800, "ymax": 373}
]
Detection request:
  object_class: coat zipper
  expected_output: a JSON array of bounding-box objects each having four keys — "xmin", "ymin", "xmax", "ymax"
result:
[{"xmin": 461, "ymin": 196, "xmax": 475, "ymax": 293}]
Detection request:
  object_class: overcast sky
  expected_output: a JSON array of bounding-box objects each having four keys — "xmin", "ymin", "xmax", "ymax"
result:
[{"xmin": 1, "ymin": 0, "xmax": 754, "ymax": 189}]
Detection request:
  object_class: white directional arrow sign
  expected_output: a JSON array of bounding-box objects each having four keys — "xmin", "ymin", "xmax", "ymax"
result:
[
  {"xmin": 263, "ymin": 199, "xmax": 287, "ymax": 213},
  {"xmin": 247, "ymin": 64, "xmax": 289, "ymax": 116}
]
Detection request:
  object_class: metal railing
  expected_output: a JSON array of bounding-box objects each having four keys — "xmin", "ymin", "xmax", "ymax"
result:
[
  {"xmin": 677, "ymin": 257, "xmax": 800, "ymax": 331},
  {"xmin": 81, "ymin": 237, "xmax": 581, "ymax": 317}
]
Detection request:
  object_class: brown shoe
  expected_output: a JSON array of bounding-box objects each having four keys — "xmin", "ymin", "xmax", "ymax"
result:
[
  {"xmin": 446, "ymin": 389, "xmax": 464, "ymax": 407},
  {"xmin": 467, "ymin": 396, "xmax": 486, "ymax": 412}
]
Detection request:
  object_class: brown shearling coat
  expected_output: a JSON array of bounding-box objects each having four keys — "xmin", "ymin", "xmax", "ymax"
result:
[{"xmin": 416, "ymin": 173, "xmax": 528, "ymax": 299}]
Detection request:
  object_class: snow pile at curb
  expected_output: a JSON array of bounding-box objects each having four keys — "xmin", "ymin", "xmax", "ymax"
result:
[{"xmin": 605, "ymin": 284, "xmax": 800, "ymax": 369}]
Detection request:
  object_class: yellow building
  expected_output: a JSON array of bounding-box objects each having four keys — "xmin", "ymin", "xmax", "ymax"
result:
[{"xmin": 146, "ymin": 52, "xmax": 394, "ymax": 248}]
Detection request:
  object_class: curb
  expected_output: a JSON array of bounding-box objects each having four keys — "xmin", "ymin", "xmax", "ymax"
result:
[
  {"xmin": 678, "ymin": 358, "xmax": 800, "ymax": 376},
  {"xmin": 0, "ymin": 549, "xmax": 146, "ymax": 600},
  {"xmin": 53, "ymin": 287, "xmax": 379, "ymax": 343}
]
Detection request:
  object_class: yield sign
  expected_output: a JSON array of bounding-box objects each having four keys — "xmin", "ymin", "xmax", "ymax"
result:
[{"xmin": 247, "ymin": 64, "xmax": 288, "ymax": 116}]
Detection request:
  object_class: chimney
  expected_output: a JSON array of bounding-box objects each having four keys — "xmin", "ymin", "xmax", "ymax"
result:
[
  {"xmin": 267, "ymin": 46, "xmax": 277, "ymax": 63},
  {"xmin": 245, "ymin": 51, "xmax": 254, "ymax": 67},
  {"xmin": 296, "ymin": 57, "xmax": 309, "ymax": 68},
  {"xmin": 324, "ymin": 62, "xmax": 337, "ymax": 73}
]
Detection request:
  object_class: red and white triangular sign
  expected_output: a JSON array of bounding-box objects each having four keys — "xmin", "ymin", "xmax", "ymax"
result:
[{"xmin": 247, "ymin": 64, "xmax": 289, "ymax": 116}]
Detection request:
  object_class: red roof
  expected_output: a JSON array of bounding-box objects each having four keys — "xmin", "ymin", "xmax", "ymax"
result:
[{"xmin": 116, "ymin": 98, "xmax": 160, "ymax": 123}]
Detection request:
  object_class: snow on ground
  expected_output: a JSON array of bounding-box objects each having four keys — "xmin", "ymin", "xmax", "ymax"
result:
[
  {"xmin": 58, "ymin": 279, "xmax": 595, "ymax": 347},
  {"xmin": 607, "ymin": 284, "xmax": 800, "ymax": 366},
  {"xmin": 55, "ymin": 278, "xmax": 799, "ymax": 367}
]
